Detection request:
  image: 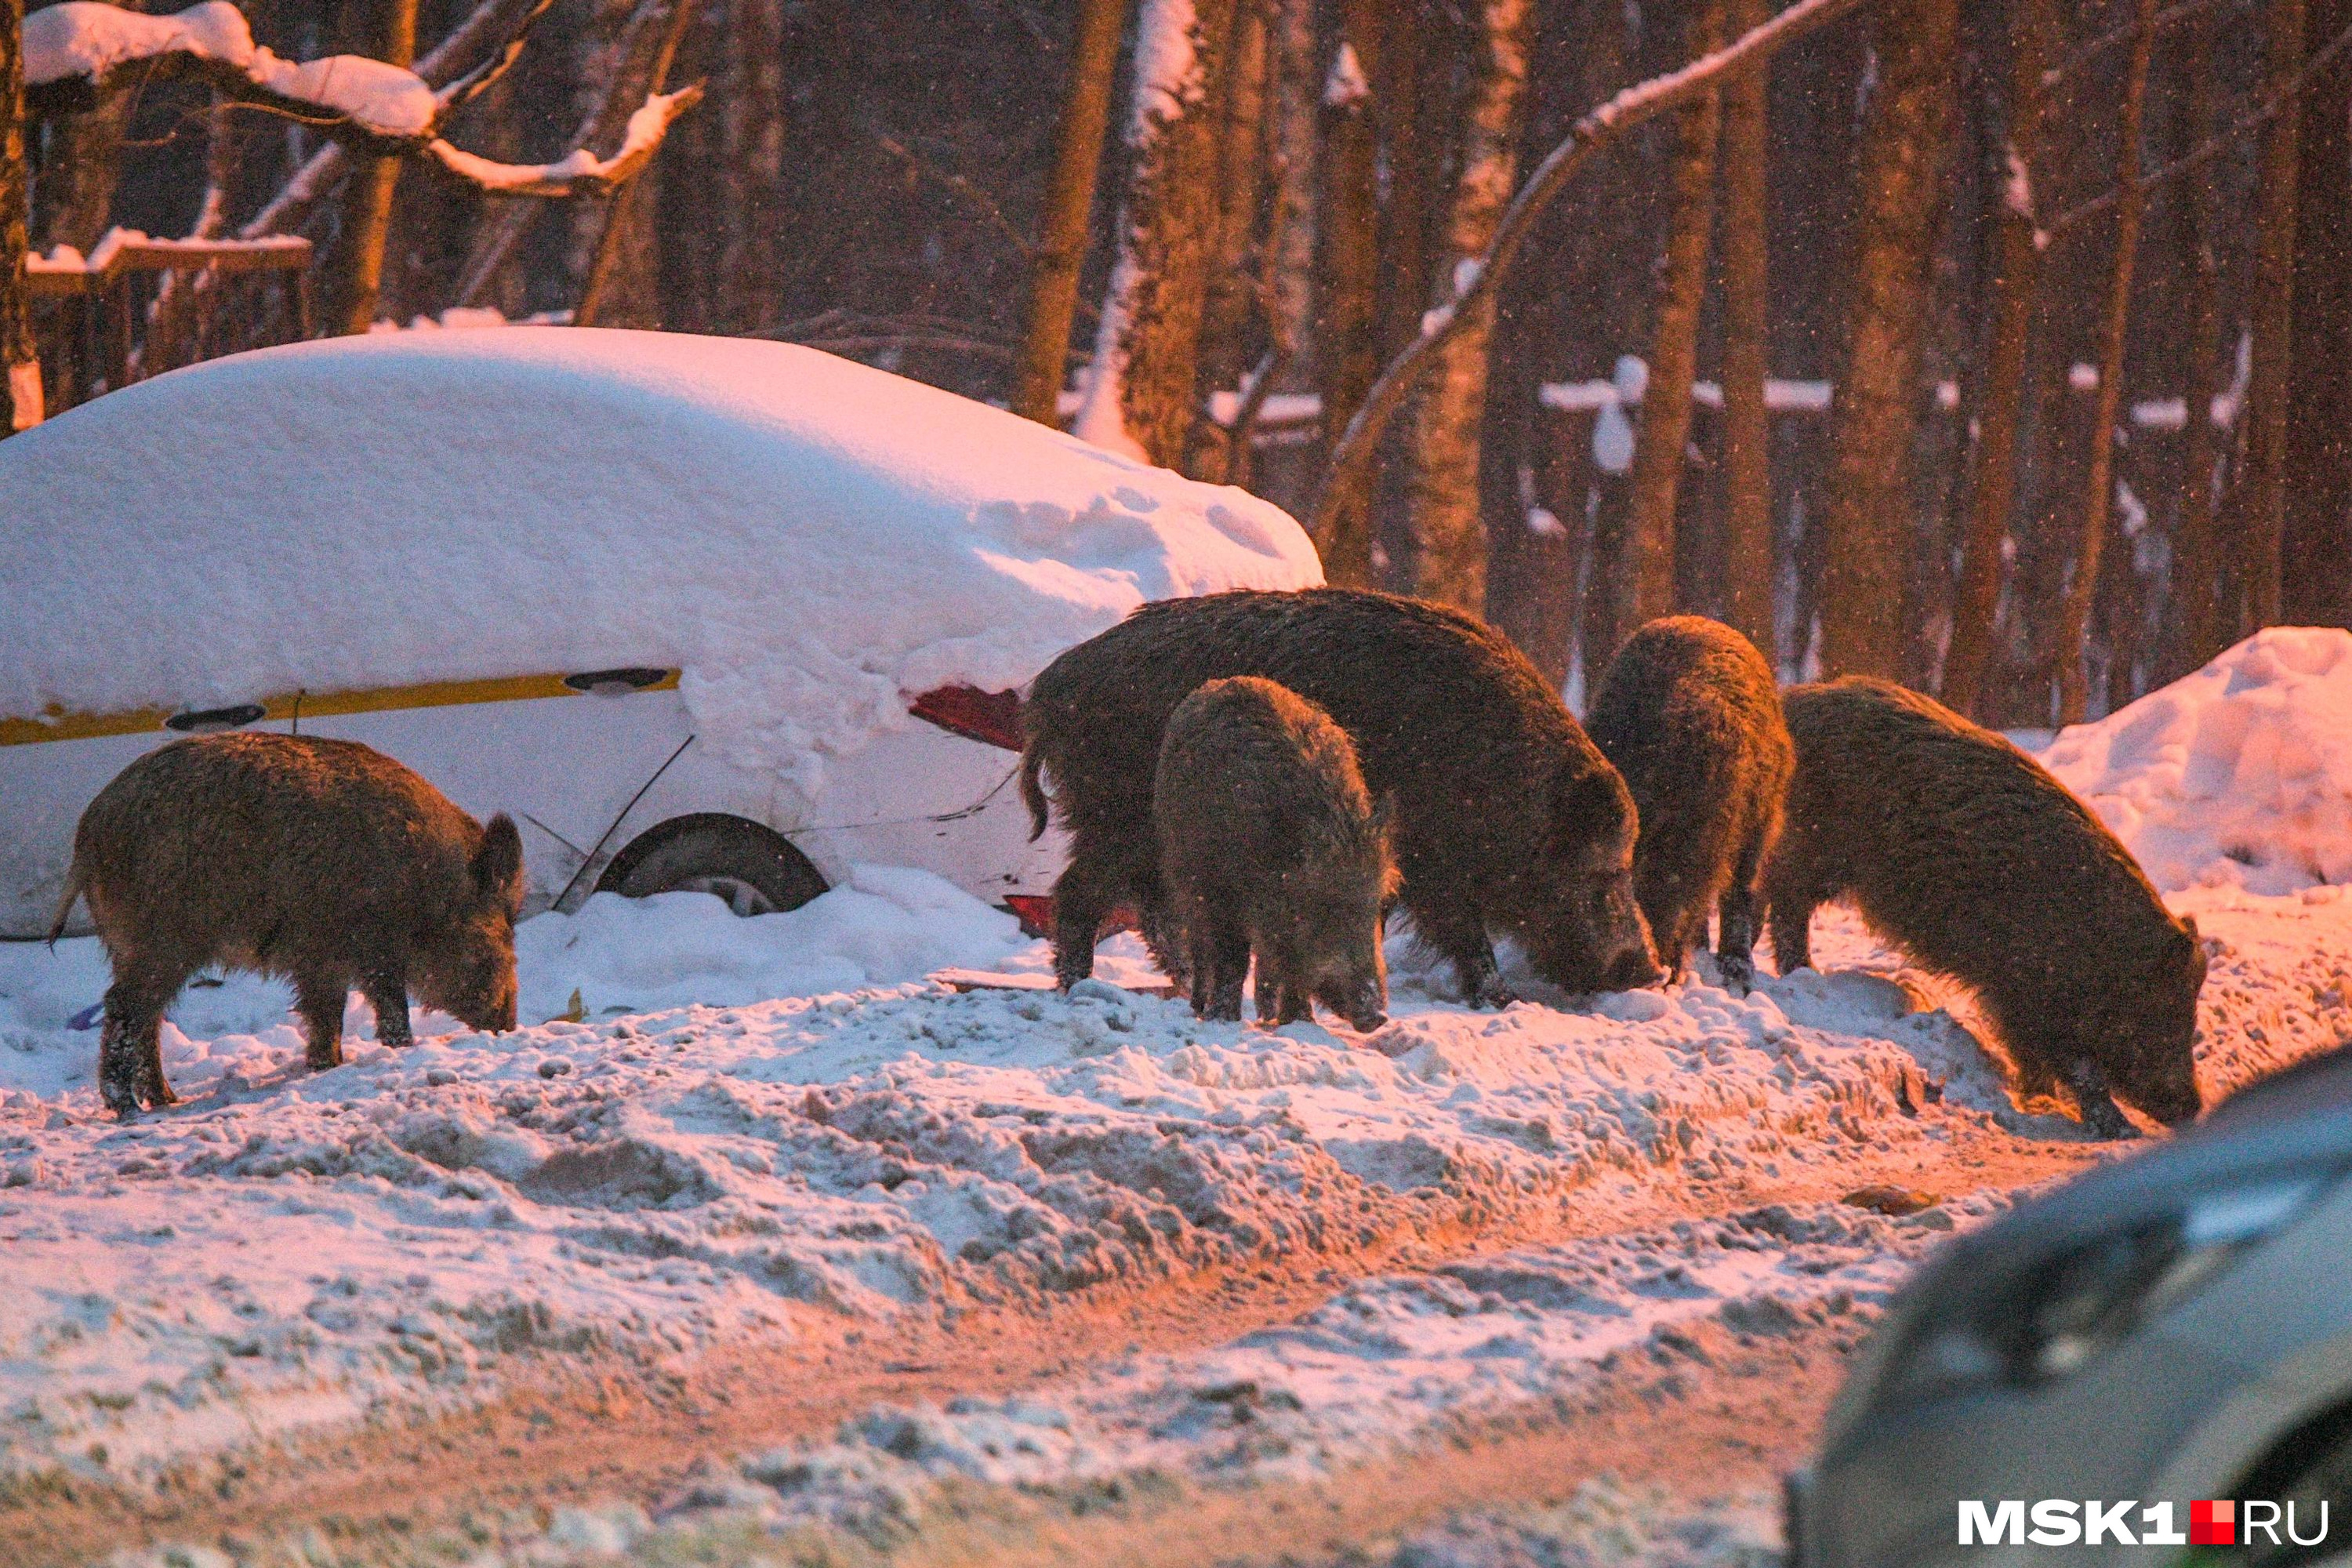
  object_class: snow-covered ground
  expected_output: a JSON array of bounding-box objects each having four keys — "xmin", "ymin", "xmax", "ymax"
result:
[{"xmin": 9, "ymin": 631, "xmax": 2352, "ymax": 1566}]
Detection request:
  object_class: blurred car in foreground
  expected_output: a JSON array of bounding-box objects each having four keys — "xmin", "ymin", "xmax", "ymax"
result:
[{"xmin": 1789, "ymin": 1048, "xmax": 2352, "ymax": 1567}]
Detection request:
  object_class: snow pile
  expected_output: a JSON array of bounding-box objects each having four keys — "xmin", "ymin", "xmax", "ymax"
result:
[
  {"xmin": 0, "ymin": 330, "xmax": 1319, "ymax": 789},
  {"xmin": 26, "ymin": 2, "xmax": 439, "ymax": 136},
  {"xmin": 0, "ymin": 906, "xmax": 1965, "ymax": 1479},
  {"xmin": 2043, "ymin": 628, "xmax": 2352, "ymax": 894}
]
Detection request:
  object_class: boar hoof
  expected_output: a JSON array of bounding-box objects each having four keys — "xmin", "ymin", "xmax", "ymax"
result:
[{"xmin": 1717, "ymin": 954, "xmax": 1755, "ymax": 995}]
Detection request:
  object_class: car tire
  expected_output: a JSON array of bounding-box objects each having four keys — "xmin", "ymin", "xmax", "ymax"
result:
[
  {"xmin": 593, "ymin": 814, "xmax": 827, "ymax": 917},
  {"xmin": 2241, "ymin": 1408, "xmax": 2352, "ymax": 1566}
]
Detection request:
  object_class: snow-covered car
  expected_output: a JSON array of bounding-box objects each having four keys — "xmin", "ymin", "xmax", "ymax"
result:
[
  {"xmin": 0, "ymin": 328, "xmax": 1320, "ymax": 938},
  {"xmin": 1787, "ymin": 1047, "xmax": 2352, "ymax": 1568}
]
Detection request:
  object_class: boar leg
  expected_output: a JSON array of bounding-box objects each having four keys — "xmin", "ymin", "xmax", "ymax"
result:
[
  {"xmin": 99, "ymin": 972, "xmax": 179, "ymax": 1120},
  {"xmin": 294, "ymin": 974, "xmax": 350, "ymax": 1072},
  {"xmin": 1201, "ymin": 919, "xmax": 1250, "ymax": 1022},
  {"xmin": 363, "ymin": 971, "xmax": 413, "ymax": 1049},
  {"xmin": 1049, "ymin": 859, "xmax": 1114, "ymax": 989},
  {"xmin": 1250, "ymin": 964, "xmax": 1303, "ymax": 1026},
  {"xmin": 1763, "ymin": 870, "xmax": 1822, "ymax": 975},
  {"xmin": 2064, "ymin": 1057, "xmax": 2137, "ymax": 1141},
  {"xmin": 1715, "ymin": 833, "xmax": 1771, "ymax": 994},
  {"xmin": 1418, "ymin": 907, "xmax": 1512, "ymax": 1009}
]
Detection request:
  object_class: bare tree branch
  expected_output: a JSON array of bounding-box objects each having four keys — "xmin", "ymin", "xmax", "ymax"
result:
[{"xmin": 1307, "ymin": 0, "xmax": 1881, "ymax": 541}]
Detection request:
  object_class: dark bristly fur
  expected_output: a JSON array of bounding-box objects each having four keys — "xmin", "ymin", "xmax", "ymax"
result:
[
  {"xmin": 1585, "ymin": 616, "xmax": 1793, "ymax": 992},
  {"xmin": 1022, "ymin": 588, "xmax": 1661, "ymax": 1005},
  {"xmin": 1154, "ymin": 677, "xmax": 1398, "ymax": 1030},
  {"xmin": 50, "ymin": 733, "xmax": 524, "ymax": 1120},
  {"xmin": 1764, "ymin": 677, "xmax": 2206, "ymax": 1137}
]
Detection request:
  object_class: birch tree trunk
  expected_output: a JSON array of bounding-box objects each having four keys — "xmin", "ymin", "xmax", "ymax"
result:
[
  {"xmin": 1011, "ymin": 0, "xmax": 1128, "ymax": 423},
  {"xmin": 2054, "ymin": 0, "xmax": 2156, "ymax": 724},
  {"xmin": 2164, "ymin": 12, "xmax": 2228, "ymax": 681},
  {"xmin": 337, "ymin": 0, "xmax": 420, "ymax": 335},
  {"xmin": 1069, "ymin": 0, "xmax": 1243, "ymax": 469},
  {"xmin": 2241, "ymin": 0, "xmax": 2307, "ymax": 635},
  {"xmin": 1619, "ymin": 0, "xmax": 1725, "ymax": 639},
  {"xmin": 1314, "ymin": 32, "xmax": 1378, "ymax": 583},
  {"xmin": 0, "ymin": 0, "xmax": 38, "ymax": 431},
  {"xmin": 1262, "ymin": 0, "xmax": 1317, "ymax": 379},
  {"xmin": 2284, "ymin": 0, "xmax": 2352, "ymax": 628},
  {"xmin": 1817, "ymin": 0, "xmax": 1957, "ymax": 680},
  {"xmin": 1400, "ymin": 0, "xmax": 1534, "ymax": 616},
  {"xmin": 1716, "ymin": 0, "xmax": 1773, "ymax": 661}
]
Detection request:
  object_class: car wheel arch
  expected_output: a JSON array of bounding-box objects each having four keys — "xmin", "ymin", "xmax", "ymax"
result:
[{"xmin": 591, "ymin": 811, "xmax": 829, "ymax": 917}]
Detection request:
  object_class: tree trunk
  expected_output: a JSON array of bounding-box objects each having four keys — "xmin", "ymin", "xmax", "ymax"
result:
[
  {"xmin": 32, "ymin": 86, "xmax": 131, "ymax": 255},
  {"xmin": 1313, "ymin": 31, "xmax": 1377, "ymax": 582},
  {"xmin": 2241, "ymin": 0, "xmax": 2307, "ymax": 634},
  {"xmin": 2165, "ymin": 12, "xmax": 2227, "ymax": 681},
  {"xmin": 1939, "ymin": 0, "xmax": 2053, "ymax": 714},
  {"xmin": 1618, "ymin": 0, "xmax": 1725, "ymax": 640},
  {"xmin": 1716, "ymin": 0, "xmax": 1773, "ymax": 662},
  {"xmin": 2284, "ymin": 0, "xmax": 2352, "ymax": 628},
  {"xmin": 1193, "ymin": 0, "xmax": 1268, "ymax": 476},
  {"xmin": 453, "ymin": 0, "xmax": 688, "ymax": 310},
  {"xmin": 336, "ymin": 0, "xmax": 420, "ymax": 336},
  {"xmin": 1262, "ymin": 0, "xmax": 1317, "ymax": 379},
  {"xmin": 1816, "ymin": 0, "xmax": 1957, "ymax": 681},
  {"xmin": 2053, "ymin": 0, "xmax": 2156, "ymax": 724},
  {"xmin": 713, "ymin": 0, "xmax": 788, "ymax": 335},
  {"xmin": 1399, "ymin": 0, "xmax": 1534, "ymax": 616},
  {"xmin": 0, "ymin": 0, "xmax": 38, "ymax": 431},
  {"xmin": 574, "ymin": 0, "xmax": 698, "ymax": 329},
  {"xmin": 1068, "ymin": 0, "xmax": 1242, "ymax": 468},
  {"xmin": 1011, "ymin": 0, "xmax": 1128, "ymax": 423}
]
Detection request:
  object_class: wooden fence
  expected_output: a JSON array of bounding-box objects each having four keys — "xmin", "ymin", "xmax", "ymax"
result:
[{"xmin": 27, "ymin": 230, "xmax": 314, "ymax": 414}]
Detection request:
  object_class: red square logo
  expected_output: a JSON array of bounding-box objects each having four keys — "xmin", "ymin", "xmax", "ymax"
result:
[{"xmin": 2192, "ymin": 1500, "xmax": 2236, "ymax": 1546}]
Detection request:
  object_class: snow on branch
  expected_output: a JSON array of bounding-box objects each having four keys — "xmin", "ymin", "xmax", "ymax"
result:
[
  {"xmin": 418, "ymin": 86, "xmax": 702, "ymax": 195},
  {"xmin": 25, "ymin": 1, "xmax": 699, "ymax": 199}
]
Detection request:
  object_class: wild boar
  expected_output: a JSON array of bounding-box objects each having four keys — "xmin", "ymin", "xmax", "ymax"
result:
[
  {"xmin": 1022, "ymin": 588, "xmax": 1660, "ymax": 1005},
  {"xmin": 50, "ymin": 732, "xmax": 524, "ymax": 1119},
  {"xmin": 1154, "ymin": 677, "xmax": 1396, "ymax": 1029},
  {"xmin": 1585, "ymin": 616, "xmax": 1793, "ymax": 991},
  {"xmin": 1764, "ymin": 677, "xmax": 2205, "ymax": 1136}
]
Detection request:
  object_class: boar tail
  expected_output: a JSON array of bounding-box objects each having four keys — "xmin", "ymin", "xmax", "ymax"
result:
[
  {"xmin": 45, "ymin": 860, "xmax": 85, "ymax": 949},
  {"xmin": 1020, "ymin": 747, "xmax": 1051, "ymax": 842}
]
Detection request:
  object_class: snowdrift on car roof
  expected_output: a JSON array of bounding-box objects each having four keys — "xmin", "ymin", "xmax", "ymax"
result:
[{"xmin": 0, "ymin": 328, "xmax": 1321, "ymax": 786}]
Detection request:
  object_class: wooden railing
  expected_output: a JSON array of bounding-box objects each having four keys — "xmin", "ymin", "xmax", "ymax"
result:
[{"xmin": 26, "ymin": 230, "xmax": 314, "ymax": 413}]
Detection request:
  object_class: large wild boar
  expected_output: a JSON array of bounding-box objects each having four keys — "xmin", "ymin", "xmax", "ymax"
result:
[
  {"xmin": 1154, "ymin": 677, "xmax": 1396, "ymax": 1029},
  {"xmin": 1585, "ymin": 616, "xmax": 1793, "ymax": 991},
  {"xmin": 51, "ymin": 733, "xmax": 524, "ymax": 1119},
  {"xmin": 1022, "ymin": 588, "xmax": 1660, "ymax": 1005},
  {"xmin": 1764, "ymin": 677, "xmax": 2205, "ymax": 1137}
]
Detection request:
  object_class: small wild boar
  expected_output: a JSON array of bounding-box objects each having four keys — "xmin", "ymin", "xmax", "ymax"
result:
[
  {"xmin": 1154, "ymin": 677, "xmax": 1396, "ymax": 1029},
  {"xmin": 1585, "ymin": 616, "xmax": 1793, "ymax": 991},
  {"xmin": 51, "ymin": 733, "xmax": 524, "ymax": 1119},
  {"xmin": 1021, "ymin": 588, "xmax": 1660, "ymax": 1007},
  {"xmin": 1764, "ymin": 677, "xmax": 2205, "ymax": 1137}
]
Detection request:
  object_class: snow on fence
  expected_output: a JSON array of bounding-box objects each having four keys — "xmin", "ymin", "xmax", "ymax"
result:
[{"xmin": 25, "ymin": 230, "xmax": 316, "ymax": 414}]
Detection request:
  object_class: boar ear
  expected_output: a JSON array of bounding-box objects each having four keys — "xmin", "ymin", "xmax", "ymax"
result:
[
  {"xmin": 473, "ymin": 814, "xmax": 525, "ymax": 912},
  {"xmin": 1369, "ymin": 793, "xmax": 1397, "ymax": 840}
]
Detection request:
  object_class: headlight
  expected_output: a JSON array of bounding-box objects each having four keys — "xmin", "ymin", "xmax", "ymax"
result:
[{"xmin": 1866, "ymin": 1165, "xmax": 2339, "ymax": 1416}]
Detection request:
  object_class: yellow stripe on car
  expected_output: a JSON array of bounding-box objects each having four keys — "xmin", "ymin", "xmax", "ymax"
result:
[{"xmin": 0, "ymin": 669, "xmax": 681, "ymax": 747}]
